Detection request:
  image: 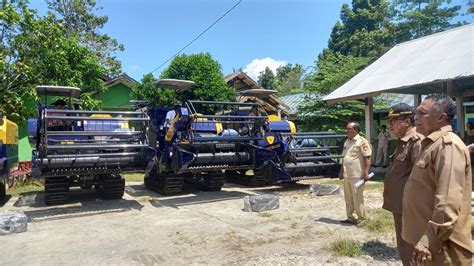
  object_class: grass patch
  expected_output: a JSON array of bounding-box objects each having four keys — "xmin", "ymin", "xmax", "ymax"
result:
[
  {"xmin": 328, "ymin": 238, "xmax": 365, "ymax": 257},
  {"xmin": 257, "ymin": 212, "xmax": 273, "ymax": 218},
  {"xmin": 7, "ymin": 179, "xmax": 44, "ymax": 196},
  {"xmin": 123, "ymin": 172, "xmax": 145, "ymax": 182},
  {"xmin": 359, "ymin": 208, "xmax": 394, "ymax": 234}
]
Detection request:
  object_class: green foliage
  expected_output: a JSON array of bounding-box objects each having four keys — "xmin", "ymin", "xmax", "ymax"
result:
[
  {"xmin": 392, "ymin": 0, "xmax": 463, "ymax": 42},
  {"xmin": 328, "ymin": 238, "xmax": 365, "ymax": 257},
  {"xmin": 301, "ymin": 0, "xmax": 463, "ymax": 132},
  {"xmin": 274, "ymin": 64, "xmax": 304, "ymax": 96},
  {"xmin": 257, "ymin": 64, "xmax": 305, "ymax": 96},
  {"xmin": 46, "ymin": 0, "xmax": 124, "ymax": 76},
  {"xmin": 329, "ymin": 1, "xmax": 395, "ymax": 57},
  {"xmin": 159, "ymin": 53, "xmax": 235, "ymax": 112},
  {"xmin": 304, "ymin": 50, "xmax": 372, "ymax": 95},
  {"xmin": 257, "ymin": 67, "xmax": 276, "ymax": 90},
  {"xmin": 0, "ymin": 0, "xmax": 106, "ymax": 123},
  {"xmin": 299, "ymin": 100, "xmax": 365, "ymax": 132}
]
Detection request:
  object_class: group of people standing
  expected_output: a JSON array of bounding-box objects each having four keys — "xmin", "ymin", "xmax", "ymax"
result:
[{"xmin": 339, "ymin": 94, "xmax": 472, "ymax": 265}]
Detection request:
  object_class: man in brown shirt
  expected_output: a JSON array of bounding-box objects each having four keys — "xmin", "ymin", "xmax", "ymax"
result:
[
  {"xmin": 382, "ymin": 103, "xmax": 423, "ymax": 265},
  {"xmin": 402, "ymin": 94, "xmax": 472, "ymax": 265}
]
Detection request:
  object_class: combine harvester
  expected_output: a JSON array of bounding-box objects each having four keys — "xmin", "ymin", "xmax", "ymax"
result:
[
  {"xmin": 232, "ymin": 89, "xmax": 345, "ymax": 185},
  {"xmin": 29, "ymin": 85, "xmax": 153, "ymax": 205},
  {"xmin": 0, "ymin": 114, "xmax": 18, "ymax": 201},
  {"xmin": 144, "ymin": 79, "xmax": 286, "ymax": 193}
]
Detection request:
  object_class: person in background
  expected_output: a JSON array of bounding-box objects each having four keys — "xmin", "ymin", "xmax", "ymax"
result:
[
  {"xmin": 382, "ymin": 103, "xmax": 423, "ymax": 265},
  {"xmin": 373, "ymin": 125, "xmax": 390, "ymax": 168},
  {"xmin": 163, "ymin": 104, "xmax": 180, "ymax": 130},
  {"xmin": 338, "ymin": 121, "xmax": 372, "ymax": 224},
  {"xmin": 47, "ymin": 99, "xmax": 68, "ymax": 130},
  {"xmin": 402, "ymin": 94, "xmax": 472, "ymax": 265},
  {"xmin": 464, "ymin": 122, "xmax": 474, "ymax": 145}
]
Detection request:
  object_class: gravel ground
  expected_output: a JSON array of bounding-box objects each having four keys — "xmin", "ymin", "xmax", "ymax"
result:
[{"xmin": 0, "ymin": 179, "xmax": 402, "ymax": 265}]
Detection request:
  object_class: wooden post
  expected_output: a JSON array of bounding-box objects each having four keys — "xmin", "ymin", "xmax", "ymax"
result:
[
  {"xmin": 456, "ymin": 96, "xmax": 465, "ymax": 138},
  {"xmin": 365, "ymin": 97, "xmax": 374, "ymax": 142},
  {"xmin": 413, "ymin": 94, "xmax": 422, "ymax": 107}
]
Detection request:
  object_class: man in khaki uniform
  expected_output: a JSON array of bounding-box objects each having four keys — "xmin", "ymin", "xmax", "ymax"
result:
[
  {"xmin": 382, "ymin": 103, "xmax": 423, "ymax": 265},
  {"xmin": 402, "ymin": 94, "xmax": 472, "ymax": 265},
  {"xmin": 374, "ymin": 125, "xmax": 391, "ymax": 167},
  {"xmin": 339, "ymin": 121, "xmax": 372, "ymax": 224}
]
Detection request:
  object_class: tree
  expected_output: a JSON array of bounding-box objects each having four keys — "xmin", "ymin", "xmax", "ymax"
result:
[
  {"xmin": 257, "ymin": 67, "xmax": 276, "ymax": 90},
  {"xmin": 131, "ymin": 73, "xmax": 178, "ymax": 108},
  {"xmin": 1, "ymin": 0, "xmax": 105, "ymax": 123},
  {"xmin": 391, "ymin": 0, "xmax": 463, "ymax": 42},
  {"xmin": 304, "ymin": 50, "xmax": 372, "ymax": 95},
  {"xmin": 159, "ymin": 53, "xmax": 235, "ymax": 112},
  {"xmin": 46, "ymin": 0, "xmax": 124, "ymax": 76},
  {"xmin": 328, "ymin": 0, "xmax": 395, "ymax": 57},
  {"xmin": 274, "ymin": 64, "xmax": 304, "ymax": 96}
]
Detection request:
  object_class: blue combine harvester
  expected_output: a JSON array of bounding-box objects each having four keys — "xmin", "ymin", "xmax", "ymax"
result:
[
  {"xmin": 29, "ymin": 86, "xmax": 154, "ymax": 205},
  {"xmin": 0, "ymin": 114, "xmax": 18, "ymax": 201},
  {"xmin": 231, "ymin": 89, "xmax": 345, "ymax": 185},
  {"xmin": 144, "ymin": 79, "xmax": 288, "ymax": 193}
]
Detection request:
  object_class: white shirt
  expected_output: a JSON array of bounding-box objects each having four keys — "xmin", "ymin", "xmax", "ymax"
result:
[{"xmin": 163, "ymin": 110, "xmax": 176, "ymax": 128}]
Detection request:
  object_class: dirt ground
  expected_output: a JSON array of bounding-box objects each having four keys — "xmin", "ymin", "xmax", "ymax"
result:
[{"xmin": 0, "ymin": 179, "xmax": 402, "ymax": 265}]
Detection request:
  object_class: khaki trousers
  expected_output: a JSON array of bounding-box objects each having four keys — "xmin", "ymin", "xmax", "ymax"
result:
[
  {"xmin": 393, "ymin": 213, "xmax": 413, "ymax": 265},
  {"xmin": 376, "ymin": 146, "xmax": 388, "ymax": 166},
  {"xmin": 343, "ymin": 177, "xmax": 366, "ymax": 221}
]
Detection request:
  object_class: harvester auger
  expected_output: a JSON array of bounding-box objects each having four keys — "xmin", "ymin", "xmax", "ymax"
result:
[
  {"xmin": 144, "ymin": 79, "xmax": 285, "ymax": 194},
  {"xmin": 29, "ymin": 85, "xmax": 154, "ymax": 205}
]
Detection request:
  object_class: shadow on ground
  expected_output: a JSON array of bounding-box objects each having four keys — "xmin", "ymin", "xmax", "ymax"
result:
[
  {"xmin": 12, "ymin": 188, "xmax": 144, "ymax": 223},
  {"xmin": 362, "ymin": 240, "xmax": 399, "ymax": 261},
  {"xmin": 314, "ymin": 217, "xmax": 356, "ymax": 227}
]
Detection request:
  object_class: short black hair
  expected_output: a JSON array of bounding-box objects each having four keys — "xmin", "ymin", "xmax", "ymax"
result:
[
  {"xmin": 381, "ymin": 125, "xmax": 387, "ymax": 130},
  {"xmin": 53, "ymin": 99, "xmax": 66, "ymax": 106},
  {"xmin": 425, "ymin": 94, "xmax": 456, "ymax": 122}
]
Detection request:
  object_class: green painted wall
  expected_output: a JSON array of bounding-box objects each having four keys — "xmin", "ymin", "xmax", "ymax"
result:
[{"xmin": 100, "ymin": 83, "xmax": 132, "ymax": 109}]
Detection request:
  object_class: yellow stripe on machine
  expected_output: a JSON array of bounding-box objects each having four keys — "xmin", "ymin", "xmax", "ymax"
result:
[{"xmin": 0, "ymin": 118, "xmax": 19, "ymax": 145}]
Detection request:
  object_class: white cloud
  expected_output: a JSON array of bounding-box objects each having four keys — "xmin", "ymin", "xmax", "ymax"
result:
[{"xmin": 243, "ymin": 57, "xmax": 287, "ymax": 81}]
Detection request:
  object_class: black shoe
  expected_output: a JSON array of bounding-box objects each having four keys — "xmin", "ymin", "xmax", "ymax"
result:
[
  {"xmin": 382, "ymin": 165, "xmax": 387, "ymax": 168},
  {"xmin": 339, "ymin": 219, "xmax": 355, "ymax": 224},
  {"xmin": 372, "ymin": 164, "xmax": 378, "ymax": 168}
]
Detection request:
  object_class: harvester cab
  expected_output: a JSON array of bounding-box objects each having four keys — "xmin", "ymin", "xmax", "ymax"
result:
[
  {"xmin": 144, "ymin": 79, "xmax": 285, "ymax": 193},
  {"xmin": 29, "ymin": 85, "xmax": 153, "ymax": 205}
]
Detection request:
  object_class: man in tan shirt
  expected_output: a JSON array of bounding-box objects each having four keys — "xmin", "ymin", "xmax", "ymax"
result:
[
  {"xmin": 382, "ymin": 103, "xmax": 423, "ymax": 265},
  {"xmin": 402, "ymin": 94, "xmax": 472, "ymax": 265},
  {"xmin": 339, "ymin": 121, "xmax": 372, "ymax": 224}
]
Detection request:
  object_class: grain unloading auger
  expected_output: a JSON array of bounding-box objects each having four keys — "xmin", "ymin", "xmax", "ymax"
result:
[
  {"xmin": 29, "ymin": 85, "xmax": 154, "ymax": 205},
  {"xmin": 144, "ymin": 79, "xmax": 287, "ymax": 194}
]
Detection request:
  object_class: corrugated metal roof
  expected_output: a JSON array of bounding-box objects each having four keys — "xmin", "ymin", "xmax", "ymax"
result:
[
  {"xmin": 280, "ymin": 93, "xmax": 306, "ymax": 112},
  {"xmin": 324, "ymin": 24, "xmax": 474, "ymax": 102}
]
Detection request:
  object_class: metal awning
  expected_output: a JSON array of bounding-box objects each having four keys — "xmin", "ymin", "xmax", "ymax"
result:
[
  {"xmin": 153, "ymin": 79, "xmax": 195, "ymax": 90},
  {"xmin": 36, "ymin": 85, "xmax": 81, "ymax": 99}
]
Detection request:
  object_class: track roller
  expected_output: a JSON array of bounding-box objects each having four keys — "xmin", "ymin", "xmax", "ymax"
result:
[
  {"xmin": 45, "ymin": 176, "xmax": 70, "ymax": 205},
  {"xmin": 96, "ymin": 174, "xmax": 125, "ymax": 200},
  {"xmin": 144, "ymin": 165, "xmax": 184, "ymax": 194}
]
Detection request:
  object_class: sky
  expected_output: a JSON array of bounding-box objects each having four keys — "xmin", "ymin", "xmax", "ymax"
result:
[{"xmin": 30, "ymin": 0, "xmax": 471, "ymax": 81}]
